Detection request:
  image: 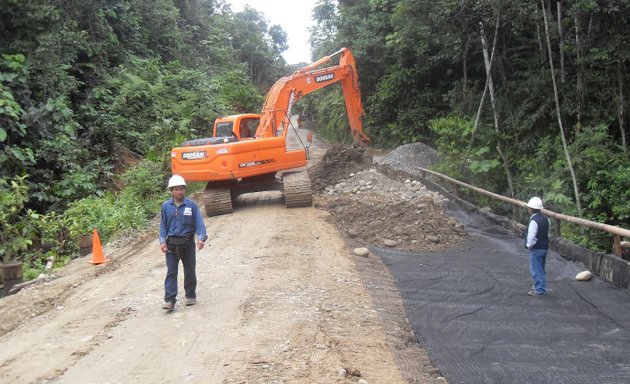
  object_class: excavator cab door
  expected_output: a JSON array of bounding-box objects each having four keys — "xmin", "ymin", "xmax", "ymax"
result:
[{"xmin": 215, "ymin": 121, "xmax": 235, "ymax": 138}]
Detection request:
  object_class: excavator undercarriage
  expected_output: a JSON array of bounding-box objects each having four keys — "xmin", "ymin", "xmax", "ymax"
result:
[{"xmin": 203, "ymin": 170, "xmax": 312, "ymax": 217}]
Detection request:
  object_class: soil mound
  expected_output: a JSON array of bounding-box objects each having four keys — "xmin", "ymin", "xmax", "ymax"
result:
[
  {"xmin": 308, "ymin": 144, "xmax": 371, "ymax": 192},
  {"xmin": 311, "ymin": 144, "xmax": 467, "ymax": 252}
]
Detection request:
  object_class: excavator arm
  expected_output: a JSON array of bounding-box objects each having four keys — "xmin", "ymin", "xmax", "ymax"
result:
[{"xmin": 256, "ymin": 48, "xmax": 369, "ymax": 145}]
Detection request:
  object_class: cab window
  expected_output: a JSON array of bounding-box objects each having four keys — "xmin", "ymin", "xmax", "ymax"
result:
[
  {"xmin": 215, "ymin": 122, "xmax": 234, "ymax": 137},
  {"xmin": 239, "ymin": 118, "xmax": 260, "ymax": 138}
]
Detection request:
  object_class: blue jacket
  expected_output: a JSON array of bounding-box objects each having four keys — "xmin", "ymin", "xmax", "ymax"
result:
[{"xmin": 159, "ymin": 197, "xmax": 207, "ymax": 244}]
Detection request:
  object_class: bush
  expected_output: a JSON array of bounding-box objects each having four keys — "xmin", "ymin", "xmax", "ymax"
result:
[
  {"xmin": 65, "ymin": 160, "xmax": 167, "ymax": 242},
  {"xmin": 0, "ymin": 175, "xmax": 33, "ymax": 264}
]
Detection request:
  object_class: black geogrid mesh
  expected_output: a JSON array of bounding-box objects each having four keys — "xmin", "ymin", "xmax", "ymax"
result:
[{"xmin": 373, "ymin": 198, "xmax": 630, "ymax": 384}]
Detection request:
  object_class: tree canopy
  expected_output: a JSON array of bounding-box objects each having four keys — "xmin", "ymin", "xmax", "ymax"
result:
[{"xmin": 1, "ymin": 0, "xmax": 290, "ymax": 211}]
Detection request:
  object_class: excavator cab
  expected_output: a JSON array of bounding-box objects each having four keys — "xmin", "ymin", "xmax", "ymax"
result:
[
  {"xmin": 238, "ymin": 117, "xmax": 259, "ymax": 139},
  {"xmin": 179, "ymin": 114, "xmax": 261, "ymax": 147},
  {"xmin": 213, "ymin": 114, "xmax": 261, "ymax": 140}
]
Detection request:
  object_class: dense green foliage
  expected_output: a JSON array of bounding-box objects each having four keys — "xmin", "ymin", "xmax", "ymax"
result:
[
  {"xmin": 64, "ymin": 160, "xmax": 167, "ymax": 241},
  {"xmin": 308, "ymin": 0, "xmax": 630, "ymax": 251},
  {"xmin": 1, "ymin": 0, "xmax": 629, "ymax": 275}
]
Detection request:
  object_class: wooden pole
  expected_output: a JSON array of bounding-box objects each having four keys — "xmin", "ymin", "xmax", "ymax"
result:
[{"xmin": 613, "ymin": 235, "xmax": 622, "ymax": 258}]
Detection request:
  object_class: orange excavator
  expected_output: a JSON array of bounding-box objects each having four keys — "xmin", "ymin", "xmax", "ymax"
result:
[{"xmin": 170, "ymin": 47, "xmax": 369, "ymax": 216}]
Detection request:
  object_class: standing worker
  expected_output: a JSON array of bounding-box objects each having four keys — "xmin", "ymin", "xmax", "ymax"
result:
[
  {"xmin": 159, "ymin": 175, "xmax": 207, "ymax": 311},
  {"xmin": 524, "ymin": 196, "xmax": 550, "ymax": 297}
]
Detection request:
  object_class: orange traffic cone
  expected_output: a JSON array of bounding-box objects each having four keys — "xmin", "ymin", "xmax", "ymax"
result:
[{"xmin": 88, "ymin": 228, "xmax": 109, "ymax": 264}]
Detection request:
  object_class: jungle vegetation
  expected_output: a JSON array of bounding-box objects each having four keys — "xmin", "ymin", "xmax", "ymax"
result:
[
  {"xmin": 307, "ymin": 0, "xmax": 630, "ymax": 251},
  {"xmin": 1, "ymin": 0, "xmax": 629, "ymax": 278}
]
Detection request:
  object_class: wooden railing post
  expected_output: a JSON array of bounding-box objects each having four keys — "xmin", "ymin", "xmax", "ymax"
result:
[
  {"xmin": 555, "ymin": 218, "xmax": 561, "ymax": 237},
  {"xmin": 613, "ymin": 235, "xmax": 622, "ymax": 257}
]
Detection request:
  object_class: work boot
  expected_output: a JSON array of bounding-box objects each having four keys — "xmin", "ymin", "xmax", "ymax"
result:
[
  {"xmin": 186, "ymin": 297, "xmax": 197, "ymax": 306},
  {"xmin": 162, "ymin": 301, "xmax": 175, "ymax": 311}
]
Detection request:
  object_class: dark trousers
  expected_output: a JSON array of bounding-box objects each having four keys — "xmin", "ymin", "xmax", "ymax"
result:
[{"xmin": 164, "ymin": 238, "xmax": 197, "ymax": 303}]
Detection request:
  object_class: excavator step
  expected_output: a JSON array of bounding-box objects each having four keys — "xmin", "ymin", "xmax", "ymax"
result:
[
  {"xmin": 283, "ymin": 171, "xmax": 313, "ymax": 208},
  {"xmin": 204, "ymin": 187, "xmax": 233, "ymax": 217}
]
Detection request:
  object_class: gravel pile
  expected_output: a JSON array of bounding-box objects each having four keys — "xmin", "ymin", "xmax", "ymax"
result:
[
  {"xmin": 322, "ymin": 168, "xmax": 449, "ymax": 208},
  {"xmin": 376, "ymin": 142, "xmax": 440, "ymax": 175},
  {"xmin": 313, "ymin": 143, "xmax": 467, "ymax": 252}
]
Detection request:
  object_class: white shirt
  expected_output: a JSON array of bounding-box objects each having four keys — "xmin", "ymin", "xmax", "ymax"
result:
[{"xmin": 526, "ymin": 217, "xmax": 538, "ymax": 249}]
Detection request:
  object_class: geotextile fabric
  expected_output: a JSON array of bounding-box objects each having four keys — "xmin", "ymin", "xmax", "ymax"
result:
[{"xmin": 375, "ymin": 199, "xmax": 630, "ymax": 384}]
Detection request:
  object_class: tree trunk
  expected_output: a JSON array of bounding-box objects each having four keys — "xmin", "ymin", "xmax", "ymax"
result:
[
  {"xmin": 480, "ymin": 13, "xmax": 516, "ymax": 199},
  {"xmin": 463, "ymin": 35, "xmax": 470, "ymax": 108},
  {"xmin": 496, "ymin": 144, "xmax": 515, "ymax": 200},
  {"xmin": 535, "ymin": 7, "xmax": 545, "ymax": 67},
  {"xmin": 574, "ymin": 13, "xmax": 583, "ymax": 133},
  {"xmin": 557, "ymin": 1, "xmax": 565, "ymax": 84},
  {"xmin": 618, "ymin": 62, "xmax": 628, "ymax": 150},
  {"xmin": 541, "ymin": 0, "xmax": 582, "ymax": 215},
  {"xmin": 481, "ymin": 30, "xmax": 499, "ymax": 135},
  {"xmin": 473, "ymin": 17, "xmax": 499, "ymax": 136}
]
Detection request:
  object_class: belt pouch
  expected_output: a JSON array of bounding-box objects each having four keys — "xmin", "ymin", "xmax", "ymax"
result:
[{"xmin": 168, "ymin": 236, "xmax": 190, "ymax": 246}]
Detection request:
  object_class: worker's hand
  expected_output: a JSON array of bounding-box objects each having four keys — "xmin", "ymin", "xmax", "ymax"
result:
[
  {"xmin": 160, "ymin": 243, "xmax": 168, "ymax": 253},
  {"xmin": 197, "ymin": 240, "xmax": 205, "ymax": 251}
]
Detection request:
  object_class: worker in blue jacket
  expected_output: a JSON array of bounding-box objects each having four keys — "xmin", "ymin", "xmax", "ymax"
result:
[{"xmin": 159, "ymin": 175, "xmax": 207, "ymax": 311}]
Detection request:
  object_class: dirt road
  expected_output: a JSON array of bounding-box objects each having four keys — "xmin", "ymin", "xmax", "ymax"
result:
[{"xmin": 0, "ymin": 124, "xmax": 441, "ymax": 383}]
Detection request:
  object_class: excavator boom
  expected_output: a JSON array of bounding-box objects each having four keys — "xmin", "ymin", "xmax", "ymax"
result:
[{"xmin": 256, "ymin": 48, "xmax": 369, "ymax": 145}]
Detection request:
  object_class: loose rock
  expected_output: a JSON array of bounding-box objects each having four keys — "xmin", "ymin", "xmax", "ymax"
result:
[
  {"xmin": 347, "ymin": 228, "xmax": 360, "ymax": 238},
  {"xmin": 384, "ymin": 239, "xmax": 398, "ymax": 247},
  {"xmin": 576, "ymin": 270, "xmax": 592, "ymax": 281}
]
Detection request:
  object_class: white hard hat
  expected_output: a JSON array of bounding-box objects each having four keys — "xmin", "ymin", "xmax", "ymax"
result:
[
  {"xmin": 527, "ymin": 196, "xmax": 543, "ymax": 210},
  {"xmin": 167, "ymin": 175, "xmax": 187, "ymax": 189}
]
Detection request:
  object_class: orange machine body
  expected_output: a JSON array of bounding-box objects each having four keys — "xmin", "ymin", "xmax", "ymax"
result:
[
  {"xmin": 171, "ymin": 48, "xmax": 368, "ymax": 184},
  {"xmin": 170, "ymin": 48, "xmax": 368, "ymax": 215},
  {"xmin": 171, "ymin": 113, "xmax": 308, "ymax": 182},
  {"xmin": 171, "ymin": 134, "xmax": 308, "ymax": 182}
]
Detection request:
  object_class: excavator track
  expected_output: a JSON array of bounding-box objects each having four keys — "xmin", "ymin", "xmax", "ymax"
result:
[
  {"xmin": 283, "ymin": 171, "xmax": 313, "ymax": 208},
  {"xmin": 203, "ymin": 187, "xmax": 233, "ymax": 217}
]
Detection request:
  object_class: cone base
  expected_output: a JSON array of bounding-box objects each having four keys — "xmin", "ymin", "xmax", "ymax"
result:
[{"xmin": 88, "ymin": 258, "xmax": 110, "ymax": 265}]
